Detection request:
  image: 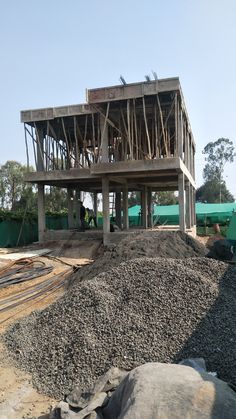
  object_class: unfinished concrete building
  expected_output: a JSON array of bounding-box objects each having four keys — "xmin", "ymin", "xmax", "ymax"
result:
[{"xmin": 21, "ymin": 77, "xmax": 196, "ymax": 244}]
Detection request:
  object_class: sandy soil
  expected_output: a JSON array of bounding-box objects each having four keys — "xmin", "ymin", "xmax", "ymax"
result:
[{"xmin": 0, "ymin": 239, "xmax": 101, "ymax": 418}]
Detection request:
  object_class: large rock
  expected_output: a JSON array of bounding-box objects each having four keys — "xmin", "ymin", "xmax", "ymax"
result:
[{"xmin": 103, "ymin": 363, "xmax": 236, "ymax": 419}]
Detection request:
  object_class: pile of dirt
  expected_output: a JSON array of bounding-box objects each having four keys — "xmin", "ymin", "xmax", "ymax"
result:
[
  {"xmin": 76, "ymin": 230, "xmax": 207, "ymax": 282},
  {"xmin": 4, "ymin": 256, "xmax": 236, "ymax": 399}
]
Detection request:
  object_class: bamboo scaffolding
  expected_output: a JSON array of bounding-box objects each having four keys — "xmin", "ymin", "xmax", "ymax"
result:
[
  {"xmin": 156, "ymin": 94, "xmax": 169, "ymax": 157},
  {"xmin": 142, "ymin": 97, "xmax": 152, "ymax": 158},
  {"xmin": 24, "ymin": 124, "xmax": 29, "ymax": 169},
  {"xmin": 61, "ymin": 118, "xmax": 71, "ymax": 168}
]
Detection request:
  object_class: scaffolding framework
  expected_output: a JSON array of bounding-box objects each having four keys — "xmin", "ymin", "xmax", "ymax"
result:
[{"xmin": 21, "ymin": 77, "xmax": 196, "ymax": 244}]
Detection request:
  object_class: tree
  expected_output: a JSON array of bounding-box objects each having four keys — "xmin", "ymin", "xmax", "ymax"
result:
[
  {"xmin": 128, "ymin": 191, "xmax": 177, "ymax": 207},
  {"xmin": 196, "ymin": 180, "xmax": 234, "ymax": 203},
  {"xmin": 45, "ymin": 187, "xmax": 68, "ymax": 212},
  {"xmin": 0, "ymin": 161, "xmax": 35, "ymax": 210},
  {"xmin": 153, "ymin": 191, "xmax": 177, "ymax": 205},
  {"xmin": 198, "ymin": 138, "xmax": 235, "ymax": 203}
]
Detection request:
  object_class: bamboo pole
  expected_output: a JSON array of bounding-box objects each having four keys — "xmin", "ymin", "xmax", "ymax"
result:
[
  {"xmin": 24, "ymin": 124, "xmax": 30, "ymax": 169},
  {"xmin": 61, "ymin": 118, "xmax": 71, "ymax": 168},
  {"xmin": 142, "ymin": 97, "xmax": 151, "ymax": 158},
  {"xmin": 156, "ymin": 94, "xmax": 168, "ymax": 157}
]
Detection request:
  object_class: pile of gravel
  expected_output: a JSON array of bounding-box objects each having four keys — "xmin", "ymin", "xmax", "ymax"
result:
[
  {"xmin": 76, "ymin": 230, "xmax": 207, "ymax": 282},
  {"xmin": 4, "ymin": 256, "xmax": 236, "ymax": 399}
]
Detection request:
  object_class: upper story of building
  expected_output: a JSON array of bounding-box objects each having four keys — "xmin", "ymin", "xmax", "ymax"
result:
[{"xmin": 21, "ymin": 77, "xmax": 195, "ymax": 189}]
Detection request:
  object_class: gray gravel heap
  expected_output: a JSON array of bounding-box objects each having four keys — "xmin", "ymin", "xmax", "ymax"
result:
[
  {"xmin": 4, "ymin": 256, "xmax": 236, "ymax": 399},
  {"xmin": 76, "ymin": 230, "xmax": 207, "ymax": 282}
]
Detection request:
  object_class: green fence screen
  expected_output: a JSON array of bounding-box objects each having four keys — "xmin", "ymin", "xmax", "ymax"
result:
[{"xmin": 0, "ymin": 203, "xmax": 235, "ymax": 247}]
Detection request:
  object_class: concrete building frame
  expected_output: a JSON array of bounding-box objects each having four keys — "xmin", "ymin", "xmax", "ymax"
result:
[{"xmin": 21, "ymin": 77, "xmax": 196, "ymax": 244}]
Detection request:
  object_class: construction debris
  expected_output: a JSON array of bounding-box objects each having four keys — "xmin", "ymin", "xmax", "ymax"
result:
[
  {"xmin": 51, "ymin": 363, "xmax": 236, "ymax": 419},
  {"xmin": 4, "ymin": 253, "xmax": 236, "ymax": 399},
  {"xmin": 0, "ymin": 248, "xmax": 51, "ymax": 260},
  {"xmin": 0, "ymin": 259, "xmax": 53, "ymax": 289}
]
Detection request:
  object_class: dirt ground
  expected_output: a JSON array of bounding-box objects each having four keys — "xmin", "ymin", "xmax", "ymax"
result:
[{"xmin": 0, "ymin": 239, "xmax": 101, "ymax": 419}]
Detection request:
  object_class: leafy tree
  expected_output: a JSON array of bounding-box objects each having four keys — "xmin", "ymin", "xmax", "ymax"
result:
[
  {"xmin": 45, "ymin": 187, "xmax": 68, "ymax": 212},
  {"xmin": 203, "ymin": 138, "xmax": 235, "ymax": 183},
  {"xmin": 153, "ymin": 191, "xmax": 177, "ymax": 205},
  {"xmin": 0, "ymin": 161, "xmax": 35, "ymax": 210},
  {"xmin": 128, "ymin": 191, "xmax": 141, "ymax": 206},
  {"xmin": 196, "ymin": 180, "xmax": 234, "ymax": 203},
  {"xmin": 198, "ymin": 138, "xmax": 235, "ymax": 203},
  {"xmin": 128, "ymin": 191, "xmax": 177, "ymax": 207}
]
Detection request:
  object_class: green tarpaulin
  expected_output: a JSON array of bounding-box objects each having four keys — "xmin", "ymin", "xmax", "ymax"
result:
[
  {"xmin": 128, "ymin": 203, "xmax": 236, "ymax": 226},
  {"xmin": 0, "ymin": 203, "xmax": 235, "ymax": 247}
]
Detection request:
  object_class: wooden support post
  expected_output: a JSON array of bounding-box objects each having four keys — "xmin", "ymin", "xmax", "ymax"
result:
[
  {"xmin": 38, "ymin": 184, "xmax": 46, "ymax": 242},
  {"xmin": 115, "ymin": 192, "xmax": 122, "ymax": 228},
  {"xmin": 123, "ymin": 184, "xmax": 129, "ymax": 230},
  {"xmin": 67, "ymin": 188, "xmax": 74, "ymax": 229},
  {"xmin": 141, "ymin": 187, "xmax": 148, "ymax": 229},
  {"xmin": 178, "ymin": 173, "xmax": 186, "ymax": 232},
  {"xmin": 102, "ymin": 177, "xmax": 110, "ymax": 237},
  {"xmin": 186, "ymin": 181, "xmax": 191, "ymax": 229}
]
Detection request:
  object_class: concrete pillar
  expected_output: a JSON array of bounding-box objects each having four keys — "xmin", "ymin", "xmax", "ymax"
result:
[
  {"xmin": 147, "ymin": 188, "xmax": 153, "ymax": 228},
  {"xmin": 102, "ymin": 177, "xmax": 110, "ymax": 236},
  {"xmin": 178, "ymin": 105, "xmax": 183, "ymax": 160},
  {"xmin": 191, "ymin": 186, "xmax": 196, "ymax": 226},
  {"xmin": 100, "ymin": 115, "xmax": 109, "ymax": 163},
  {"xmin": 36, "ymin": 127, "xmax": 44, "ymax": 171},
  {"xmin": 93, "ymin": 192, "xmax": 98, "ymax": 226},
  {"xmin": 141, "ymin": 187, "xmax": 148, "ymax": 229},
  {"xmin": 178, "ymin": 173, "xmax": 186, "ymax": 232},
  {"xmin": 123, "ymin": 184, "xmax": 129, "ymax": 230},
  {"xmin": 67, "ymin": 188, "xmax": 74, "ymax": 229},
  {"xmin": 74, "ymin": 189, "xmax": 81, "ymax": 228},
  {"xmin": 186, "ymin": 182, "xmax": 191, "ymax": 229},
  {"xmin": 115, "ymin": 192, "xmax": 122, "ymax": 228},
  {"xmin": 38, "ymin": 184, "xmax": 46, "ymax": 242}
]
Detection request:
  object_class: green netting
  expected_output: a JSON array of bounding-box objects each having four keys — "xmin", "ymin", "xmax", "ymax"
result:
[
  {"xmin": 0, "ymin": 215, "xmax": 68, "ymax": 248},
  {"xmin": 227, "ymin": 213, "xmax": 236, "ymax": 241},
  {"xmin": 128, "ymin": 203, "xmax": 236, "ymax": 226},
  {"xmin": 0, "ymin": 220, "xmax": 38, "ymax": 247},
  {"xmin": 1, "ymin": 203, "xmax": 235, "ymax": 248}
]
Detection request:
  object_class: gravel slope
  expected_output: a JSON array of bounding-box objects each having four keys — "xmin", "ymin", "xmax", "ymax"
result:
[{"xmin": 4, "ymin": 256, "xmax": 236, "ymax": 399}]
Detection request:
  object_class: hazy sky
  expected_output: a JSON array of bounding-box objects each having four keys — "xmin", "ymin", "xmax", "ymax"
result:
[{"xmin": 1, "ymin": 0, "xmax": 235, "ymax": 198}]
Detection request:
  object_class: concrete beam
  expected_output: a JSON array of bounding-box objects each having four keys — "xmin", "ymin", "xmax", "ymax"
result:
[
  {"xmin": 179, "ymin": 160, "xmax": 196, "ymax": 188},
  {"xmin": 21, "ymin": 103, "xmax": 94, "ymax": 123},
  {"xmin": 87, "ymin": 78, "xmax": 180, "ymax": 103},
  {"xmin": 24, "ymin": 168, "xmax": 94, "ymax": 183},
  {"xmin": 91, "ymin": 158, "xmax": 181, "ymax": 175}
]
